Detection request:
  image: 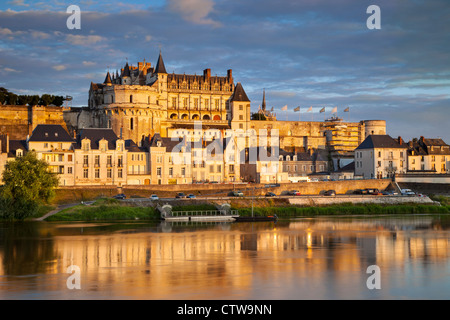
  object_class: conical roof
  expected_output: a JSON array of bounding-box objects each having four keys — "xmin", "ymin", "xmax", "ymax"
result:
[
  {"xmin": 104, "ymin": 71, "xmax": 112, "ymax": 85},
  {"xmin": 155, "ymin": 52, "xmax": 167, "ymax": 74},
  {"xmin": 122, "ymin": 62, "xmax": 131, "ymax": 77},
  {"xmin": 230, "ymin": 82, "xmax": 250, "ymax": 102}
]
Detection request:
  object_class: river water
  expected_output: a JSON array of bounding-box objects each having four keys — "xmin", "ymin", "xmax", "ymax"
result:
[{"xmin": 0, "ymin": 215, "xmax": 449, "ymax": 300}]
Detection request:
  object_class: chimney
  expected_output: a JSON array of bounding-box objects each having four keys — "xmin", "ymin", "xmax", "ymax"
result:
[
  {"xmin": 227, "ymin": 69, "xmax": 233, "ymax": 82},
  {"xmin": 398, "ymin": 136, "xmax": 403, "ymax": 145},
  {"xmin": 203, "ymin": 68, "xmax": 211, "ymax": 80}
]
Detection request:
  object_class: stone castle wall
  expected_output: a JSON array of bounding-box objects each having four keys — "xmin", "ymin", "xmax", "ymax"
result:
[{"xmin": 0, "ymin": 105, "xmax": 74, "ymax": 139}]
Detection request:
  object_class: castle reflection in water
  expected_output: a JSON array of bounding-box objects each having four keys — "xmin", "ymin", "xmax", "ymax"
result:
[{"xmin": 0, "ymin": 216, "xmax": 449, "ymax": 299}]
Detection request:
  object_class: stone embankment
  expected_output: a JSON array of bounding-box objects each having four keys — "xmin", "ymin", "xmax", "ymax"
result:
[{"xmin": 287, "ymin": 195, "xmax": 435, "ymax": 206}]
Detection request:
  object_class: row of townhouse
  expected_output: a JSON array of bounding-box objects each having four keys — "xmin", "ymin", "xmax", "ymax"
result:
[
  {"xmin": 0, "ymin": 124, "xmax": 335, "ymax": 186},
  {"xmin": 0, "ymin": 124, "xmax": 243, "ymax": 186},
  {"xmin": 354, "ymin": 134, "xmax": 450, "ymax": 179}
]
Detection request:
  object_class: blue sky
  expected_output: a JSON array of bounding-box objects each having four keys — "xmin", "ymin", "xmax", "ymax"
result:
[{"xmin": 0, "ymin": 0, "xmax": 449, "ymax": 143}]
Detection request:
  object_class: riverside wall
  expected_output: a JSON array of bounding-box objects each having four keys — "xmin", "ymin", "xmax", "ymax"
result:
[{"xmin": 53, "ymin": 179, "xmax": 396, "ymax": 204}]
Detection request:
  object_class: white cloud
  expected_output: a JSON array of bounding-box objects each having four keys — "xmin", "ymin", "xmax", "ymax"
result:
[
  {"xmin": 66, "ymin": 34, "xmax": 105, "ymax": 46},
  {"xmin": 53, "ymin": 65, "xmax": 66, "ymax": 71},
  {"xmin": 168, "ymin": 0, "xmax": 221, "ymax": 27},
  {"xmin": 8, "ymin": 0, "xmax": 29, "ymax": 7},
  {"xmin": 31, "ymin": 30, "xmax": 51, "ymax": 39},
  {"xmin": 82, "ymin": 61, "xmax": 96, "ymax": 67},
  {"xmin": 0, "ymin": 67, "xmax": 21, "ymax": 73}
]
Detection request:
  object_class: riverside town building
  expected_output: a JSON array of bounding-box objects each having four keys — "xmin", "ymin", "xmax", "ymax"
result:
[{"xmin": 0, "ymin": 52, "xmax": 448, "ymax": 186}]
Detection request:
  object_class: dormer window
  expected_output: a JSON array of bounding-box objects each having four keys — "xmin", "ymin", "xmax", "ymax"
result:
[
  {"xmin": 16, "ymin": 149, "xmax": 23, "ymax": 157},
  {"xmin": 82, "ymin": 139, "xmax": 90, "ymax": 151},
  {"xmin": 45, "ymin": 133, "xmax": 48, "ymax": 137}
]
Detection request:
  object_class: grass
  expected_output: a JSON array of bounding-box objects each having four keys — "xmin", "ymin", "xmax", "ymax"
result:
[
  {"xmin": 236, "ymin": 203, "xmax": 450, "ymax": 217},
  {"xmin": 46, "ymin": 198, "xmax": 158, "ymax": 221},
  {"xmin": 41, "ymin": 196, "xmax": 450, "ymax": 221}
]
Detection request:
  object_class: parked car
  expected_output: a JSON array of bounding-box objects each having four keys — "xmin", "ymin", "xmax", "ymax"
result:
[
  {"xmin": 367, "ymin": 188, "xmax": 381, "ymax": 195},
  {"xmin": 175, "ymin": 192, "xmax": 186, "ymax": 198},
  {"xmin": 149, "ymin": 194, "xmax": 159, "ymax": 201},
  {"xmin": 324, "ymin": 190, "xmax": 336, "ymax": 196},
  {"xmin": 187, "ymin": 194, "xmax": 196, "ymax": 199},
  {"xmin": 229, "ymin": 190, "xmax": 244, "ymax": 197},
  {"xmin": 353, "ymin": 189, "xmax": 368, "ymax": 195},
  {"xmin": 288, "ymin": 190, "xmax": 301, "ymax": 196},
  {"xmin": 401, "ymin": 189, "xmax": 415, "ymax": 196},
  {"xmin": 382, "ymin": 190, "xmax": 398, "ymax": 196},
  {"xmin": 113, "ymin": 193, "xmax": 126, "ymax": 200},
  {"xmin": 265, "ymin": 192, "xmax": 276, "ymax": 197}
]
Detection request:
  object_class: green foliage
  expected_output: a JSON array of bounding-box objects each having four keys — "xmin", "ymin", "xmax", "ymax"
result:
[
  {"xmin": 47, "ymin": 204, "xmax": 158, "ymax": 221},
  {"xmin": 251, "ymin": 112, "xmax": 267, "ymax": 120},
  {"xmin": 0, "ymin": 151, "xmax": 59, "ymax": 220},
  {"xmin": 0, "ymin": 87, "xmax": 64, "ymax": 107},
  {"xmin": 236, "ymin": 203, "xmax": 450, "ymax": 217}
]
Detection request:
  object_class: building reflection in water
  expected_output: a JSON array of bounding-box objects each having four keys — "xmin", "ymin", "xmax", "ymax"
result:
[{"xmin": 0, "ymin": 216, "xmax": 449, "ymax": 299}]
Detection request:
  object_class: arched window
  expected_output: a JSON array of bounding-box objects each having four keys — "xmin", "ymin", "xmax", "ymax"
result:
[
  {"xmin": 213, "ymin": 115, "xmax": 221, "ymax": 120},
  {"xmin": 202, "ymin": 115, "xmax": 210, "ymax": 120},
  {"xmin": 130, "ymin": 118, "xmax": 134, "ymax": 130}
]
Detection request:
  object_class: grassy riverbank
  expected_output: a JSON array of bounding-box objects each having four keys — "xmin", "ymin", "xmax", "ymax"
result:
[
  {"xmin": 237, "ymin": 203, "xmax": 450, "ymax": 217},
  {"xmin": 38, "ymin": 196, "xmax": 450, "ymax": 221},
  {"xmin": 46, "ymin": 198, "xmax": 159, "ymax": 221}
]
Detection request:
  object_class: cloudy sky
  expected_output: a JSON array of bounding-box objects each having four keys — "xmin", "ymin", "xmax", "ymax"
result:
[{"xmin": 0, "ymin": 0, "xmax": 449, "ymax": 142}]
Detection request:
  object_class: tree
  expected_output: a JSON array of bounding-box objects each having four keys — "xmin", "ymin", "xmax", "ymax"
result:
[
  {"xmin": 39, "ymin": 94, "xmax": 53, "ymax": 106},
  {"xmin": 52, "ymin": 95, "xmax": 65, "ymax": 107},
  {"xmin": 251, "ymin": 112, "xmax": 267, "ymax": 121},
  {"xmin": 0, "ymin": 151, "xmax": 59, "ymax": 220}
]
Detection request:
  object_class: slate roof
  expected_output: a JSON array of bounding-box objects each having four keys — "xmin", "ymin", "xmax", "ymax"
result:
[
  {"xmin": 76, "ymin": 128, "xmax": 120, "ymax": 150},
  {"xmin": 8, "ymin": 140, "xmax": 27, "ymax": 158},
  {"xmin": 155, "ymin": 52, "xmax": 167, "ymax": 74},
  {"xmin": 104, "ymin": 72, "xmax": 112, "ymax": 84},
  {"xmin": 356, "ymin": 135, "xmax": 407, "ymax": 150},
  {"xmin": 29, "ymin": 124, "xmax": 74, "ymax": 142},
  {"xmin": 279, "ymin": 148, "xmax": 327, "ymax": 162},
  {"xmin": 230, "ymin": 82, "xmax": 250, "ymax": 102}
]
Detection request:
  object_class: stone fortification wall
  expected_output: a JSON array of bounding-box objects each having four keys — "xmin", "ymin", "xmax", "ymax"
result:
[{"xmin": 0, "ymin": 105, "xmax": 73, "ymax": 139}]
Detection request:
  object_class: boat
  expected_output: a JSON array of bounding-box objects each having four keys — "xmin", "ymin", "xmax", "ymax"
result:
[{"xmin": 234, "ymin": 215, "xmax": 278, "ymax": 222}]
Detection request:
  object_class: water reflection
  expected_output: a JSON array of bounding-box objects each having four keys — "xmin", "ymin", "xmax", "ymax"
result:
[{"xmin": 0, "ymin": 215, "xmax": 449, "ymax": 299}]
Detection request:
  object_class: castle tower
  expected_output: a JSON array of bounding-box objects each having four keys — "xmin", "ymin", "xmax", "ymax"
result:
[{"xmin": 121, "ymin": 62, "xmax": 131, "ymax": 85}]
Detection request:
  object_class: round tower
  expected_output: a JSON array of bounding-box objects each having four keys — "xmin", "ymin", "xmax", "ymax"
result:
[{"xmin": 363, "ymin": 120, "xmax": 386, "ymax": 138}]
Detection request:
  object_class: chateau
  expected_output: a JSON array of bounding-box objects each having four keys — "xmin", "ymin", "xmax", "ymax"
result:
[
  {"xmin": 7, "ymin": 51, "xmax": 446, "ymax": 187},
  {"xmin": 86, "ymin": 52, "xmax": 386, "ymax": 169}
]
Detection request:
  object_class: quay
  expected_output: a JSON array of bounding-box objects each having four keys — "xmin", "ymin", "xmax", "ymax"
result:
[{"xmin": 157, "ymin": 204, "xmax": 240, "ymax": 222}]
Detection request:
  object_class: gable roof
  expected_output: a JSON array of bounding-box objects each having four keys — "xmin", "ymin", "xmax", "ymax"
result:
[
  {"xmin": 356, "ymin": 135, "xmax": 407, "ymax": 150},
  {"xmin": 29, "ymin": 124, "xmax": 74, "ymax": 142},
  {"xmin": 8, "ymin": 140, "xmax": 27, "ymax": 158},
  {"xmin": 230, "ymin": 82, "xmax": 250, "ymax": 102},
  {"xmin": 76, "ymin": 128, "xmax": 120, "ymax": 150}
]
